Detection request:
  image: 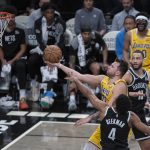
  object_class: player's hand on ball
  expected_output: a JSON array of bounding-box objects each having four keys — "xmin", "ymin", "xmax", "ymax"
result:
[
  {"xmin": 43, "ymin": 45, "xmax": 62, "ymax": 63},
  {"xmin": 45, "ymin": 61, "xmax": 60, "ymax": 68}
]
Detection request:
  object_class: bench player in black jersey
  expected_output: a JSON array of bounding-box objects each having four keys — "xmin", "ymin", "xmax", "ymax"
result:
[
  {"xmin": 123, "ymin": 50, "xmax": 150, "ymax": 150},
  {"xmin": 66, "ymin": 75, "xmax": 150, "ymax": 150}
]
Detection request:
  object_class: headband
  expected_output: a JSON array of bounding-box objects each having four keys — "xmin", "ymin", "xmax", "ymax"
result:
[{"xmin": 136, "ymin": 15, "xmax": 148, "ymax": 22}]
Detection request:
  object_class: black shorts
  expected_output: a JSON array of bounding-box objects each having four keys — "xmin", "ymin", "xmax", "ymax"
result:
[{"xmin": 132, "ymin": 112, "xmax": 150, "ymax": 141}]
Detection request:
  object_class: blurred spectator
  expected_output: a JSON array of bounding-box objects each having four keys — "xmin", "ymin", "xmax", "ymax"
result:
[
  {"xmin": 74, "ymin": 0, "xmax": 106, "ymax": 36},
  {"xmin": 104, "ymin": 13, "xmax": 113, "ymax": 32},
  {"xmin": 96, "ymin": 0, "xmax": 122, "ymax": 14},
  {"xmin": 116, "ymin": 15, "xmax": 135, "ymax": 60},
  {"xmin": 0, "ymin": 6, "xmax": 28, "ymax": 110},
  {"xmin": 27, "ymin": 0, "xmax": 60, "ymax": 29},
  {"xmin": 111, "ymin": 0, "xmax": 139, "ymax": 31},
  {"xmin": 34, "ymin": 3, "xmax": 66, "ymax": 51},
  {"xmin": 27, "ymin": 3, "xmax": 66, "ymax": 104},
  {"xmin": 123, "ymin": 12, "xmax": 150, "ymax": 72},
  {"xmin": 68, "ymin": 26, "xmax": 108, "ymax": 111}
]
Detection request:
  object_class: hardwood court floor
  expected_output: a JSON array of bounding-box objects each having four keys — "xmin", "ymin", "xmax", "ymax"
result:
[{"xmin": 2, "ymin": 121, "xmax": 141, "ymax": 150}]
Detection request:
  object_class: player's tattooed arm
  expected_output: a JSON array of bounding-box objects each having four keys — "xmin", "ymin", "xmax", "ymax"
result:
[{"xmin": 75, "ymin": 111, "xmax": 100, "ymax": 127}]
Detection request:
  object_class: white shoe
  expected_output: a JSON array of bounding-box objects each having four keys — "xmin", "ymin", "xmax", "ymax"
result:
[
  {"xmin": 68, "ymin": 99, "xmax": 77, "ymax": 111},
  {"xmin": 0, "ymin": 96, "xmax": 15, "ymax": 107}
]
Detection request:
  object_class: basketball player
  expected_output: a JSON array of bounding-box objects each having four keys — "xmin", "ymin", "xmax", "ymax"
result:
[
  {"xmin": 123, "ymin": 12, "xmax": 150, "ymax": 72},
  {"xmin": 46, "ymin": 59, "xmax": 128, "ymax": 149},
  {"xmin": 66, "ymin": 75, "xmax": 150, "ymax": 150},
  {"xmin": 123, "ymin": 50, "xmax": 150, "ymax": 150}
]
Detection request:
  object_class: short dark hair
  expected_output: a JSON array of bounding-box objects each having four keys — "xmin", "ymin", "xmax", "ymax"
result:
[
  {"xmin": 80, "ymin": 25, "xmax": 92, "ymax": 33},
  {"xmin": 116, "ymin": 59, "xmax": 128, "ymax": 77},
  {"xmin": 41, "ymin": 2, "xmax": 56, "ymax": 12},
  {"xmin": 133, "ymin": 50, "xmax": 144, "ymax": 58},
  {"xmin": 124, "ymin": 15, "xmax": 135, "ymax": 24},
  {"xmin": 116, "ymin": 94, "xmax": 131, "ymax": 115},
  {"xmin": 0, "ymin": 5, "xmax": 17, "ymax": 15}
]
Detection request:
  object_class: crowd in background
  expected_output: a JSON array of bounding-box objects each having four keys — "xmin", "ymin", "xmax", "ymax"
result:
[{"xmin": 0, "ymin": 0, "xmax": 150, "ymax": 112}]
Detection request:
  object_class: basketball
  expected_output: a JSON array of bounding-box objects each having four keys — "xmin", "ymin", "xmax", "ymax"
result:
[{"xmin": 43, "ymin": 45, "xmax": 62, "ymax": 63}]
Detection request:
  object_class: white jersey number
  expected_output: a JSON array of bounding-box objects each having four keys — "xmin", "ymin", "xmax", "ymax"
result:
[
  {"xmin": 138, "ymin": 90, "xmax": 144, "ymax": 100},
  {"xmin": 108, "ymin": 128, "xmax": 116, "ymax": 141}
]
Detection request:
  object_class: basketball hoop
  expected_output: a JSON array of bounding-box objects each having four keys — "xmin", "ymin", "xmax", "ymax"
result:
[{"xmin": 0, "ymin": 12, "xmax": 12, "ymax": 46}]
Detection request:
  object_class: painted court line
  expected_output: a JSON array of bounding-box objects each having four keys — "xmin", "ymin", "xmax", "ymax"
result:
[
  {"xmin": 7, "ymin": 111, "xmax": 28, "ymax": 116},
  {"xmin": 1, "ymin": 121, "xmax": 43, "ymax": 150},
  {"xmin": 1, "ymin": 121, "xmax": 98, "ymax": 150},
  {"xmin": 47, "ymin": 113, "xmax": 69, "ymax": 118},
  {"xmin": 68, "ymin": 114, "xmax": 89, "ymax": 119},
  {"xmin": 27, "ymin": 112, "xmax": 49, "ymax": 117}
]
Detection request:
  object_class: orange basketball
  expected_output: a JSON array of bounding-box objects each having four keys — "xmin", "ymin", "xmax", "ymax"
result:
[{"xmin": 43, "ymin": 45, "xmax": 62, "ymax": 63}]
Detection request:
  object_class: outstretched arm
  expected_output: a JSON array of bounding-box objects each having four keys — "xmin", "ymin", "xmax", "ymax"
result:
[
  {"xmin": 75, "ymin": 111, "xmax": 100, "ymax": 127},
  {"xmin": 46, "ymin": 62, "xmax": 105, "ymax": 87},
  {"xmin": 130, "ymin": 112, "xmax": 150, "ymax": 135},
  {"xmin": 68, "ymin": 76, "xmax": 108, "ymax": 112}
]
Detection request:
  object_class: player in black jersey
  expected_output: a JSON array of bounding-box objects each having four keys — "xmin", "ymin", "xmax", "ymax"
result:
[
  {"xmin": 66, "ymin": 75, "xmax": 150, "ymax": 150},
  {"xmin": 123, "ymin": 50, "xmax": 150, "ymax": 150}
]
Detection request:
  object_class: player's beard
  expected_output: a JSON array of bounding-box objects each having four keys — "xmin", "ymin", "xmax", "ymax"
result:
[{"xmin": 131, "ymin": 63, "xmax": 142, "ymax": 70}]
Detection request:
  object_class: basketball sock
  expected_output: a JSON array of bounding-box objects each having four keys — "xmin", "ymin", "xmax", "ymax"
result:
[{"xmin": 69, "ymin": 95, "xmax": 76, "ymax": 103}]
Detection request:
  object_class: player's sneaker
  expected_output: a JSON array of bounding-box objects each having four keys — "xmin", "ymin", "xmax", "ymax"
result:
[
  {"xmin": 0, "ymin": 95, "xmax": 15, "ymax": 107},
  {"xmin": 19, "ymin": 98, "xmax": 29, "ymax": 110},
  {"xmin": 40, "ymin": 91, "xmax": 55, "ymax": 109},
  {"xmin": 68, "ymin": 98, "xmax": 77, "ymax": 112}
]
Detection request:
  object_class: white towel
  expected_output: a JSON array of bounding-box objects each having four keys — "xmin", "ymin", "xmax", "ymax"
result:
[
  {"xmin": 77, "ymin": 34, "xmax": 86, "ymax": 67},
  {"xmin": 40, "ymin": 65, "xmax": 58, "ymax": 82},
  {"xmin": 42, "ymin": 17, "xmax": 48, "ymax": 45}
]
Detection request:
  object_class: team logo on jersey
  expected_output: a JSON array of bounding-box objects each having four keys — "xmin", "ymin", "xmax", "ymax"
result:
[
  {"xmin": 132, "ymin": 42, "xmax": 150, "ymax": 49},
  {"xmin": 132, "ymin": 82, "xmax": 147, "ymax": 90}
]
